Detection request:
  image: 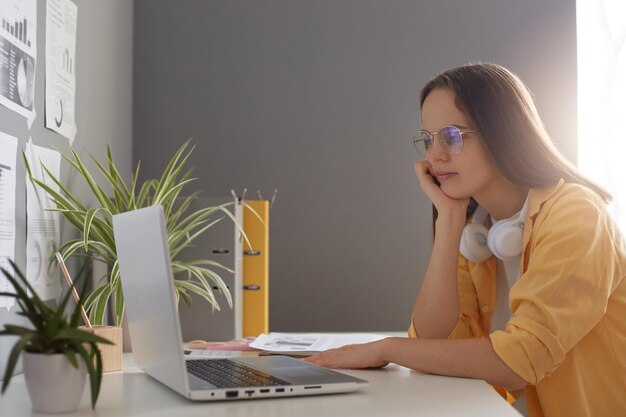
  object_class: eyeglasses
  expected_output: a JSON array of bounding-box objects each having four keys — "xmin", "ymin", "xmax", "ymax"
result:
[{"xmin": 411, "ymin": 126, "xmax": 477, "ymax": 158}]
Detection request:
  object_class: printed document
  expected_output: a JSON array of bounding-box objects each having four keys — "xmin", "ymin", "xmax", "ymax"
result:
[
  {"xmin": 0, "ymin": 132, "xmax": 17, "ymax": 310},
  {"xmin": 24, "ymin": 142, "xmax": 61, "ymax": 301},
  {"xmin": 0, "ymin": 0, "xmax": 37, "ymax": 119},
  {"xmin": 45, "ymin": 0, "xmax": 77, "ymax": 142},
  {"xmin": 250, "ymin": 333, "xmax": 388, "ymax": 353}
]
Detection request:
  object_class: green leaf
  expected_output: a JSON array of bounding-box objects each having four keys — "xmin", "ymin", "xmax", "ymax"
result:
[
  {"xmin": 0, "ymin": 325, "xmax": 37, "ymax": 337},
  {"xmin": 62, "ymin": 348, "xmax": 79, "ymax": 368},
  {"xmin": 1, "ymin": 262, "xmax": 48, "ymax": 329},
  {"xmin": 83, "ymin": 208, "xmax": 107, "ymax": 252},
  {"xmin": 75, "ymin": 342, "xmax": 103, "ymax": 409},
  {"xmin": 182, "ymin": 259, "xmax": 234, "ymax": 273},
  {"xmin": 114, "ymin": 279, "xmax": 125, "ymax": 327},
  {"xmin": 23, "ymin": 151, "xmax": 86, "ymax": 211},
  {"xmin": 91, "ymin": 285, "xmax": 113, "ymax": 325},
  {"xmin": 83, "ymin": 283, "xmax": 110, "ymax": 314},
  {"xmin": 175, "ymin": 280, "xmax": 218, "ymax": 310},
  {"xmin": 92, "ymin": 150, "xmax": 130, "ymax": 204},
  {"xmin": 54, "ymin": 328, "xmax": 113, "ymax": 345},
  {"xmin": 1, "ymin": 336, "xmax": 32, "ymax": 393}
]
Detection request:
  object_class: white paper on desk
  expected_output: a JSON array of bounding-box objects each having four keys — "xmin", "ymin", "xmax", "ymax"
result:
[
  {"xmin": 249, "ymin": 333, "xmax": 388, "ymax": 352},
  {"xmin": 45, "ymin": 0, "xmax": 77, "ymax": 143},
  {"xmin": 0, "ymin": 132, "xmax": 18, "ymax": 310},
  {"xmin": 24, "ymin": 142, "xmax": 61, "ymax": 301}
]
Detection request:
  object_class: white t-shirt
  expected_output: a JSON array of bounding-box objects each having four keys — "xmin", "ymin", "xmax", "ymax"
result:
[
  {"xmin": 489, "ymin": 256, "xmax": 521, "ymax": 333},
  {"xmin": 489, "ymin": 248, "xmax": 527, "ymax": 416}
]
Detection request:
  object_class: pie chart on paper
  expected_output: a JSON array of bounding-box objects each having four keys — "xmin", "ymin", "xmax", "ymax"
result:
[
  {"xmin": 17, "ymin": 56, "xmax": 35, "ymax": 108},
  {"xmin": 32, "ymin": 239, "xmax": 43, "ymax": 282}
]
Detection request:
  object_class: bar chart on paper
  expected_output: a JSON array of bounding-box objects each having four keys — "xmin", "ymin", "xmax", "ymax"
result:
[
  {"xmin": 1, "ymin": 17, "xmax": 32, "ymax": 48},
  {"xmin": 61, "ymin": 47, "xmax": 73, "ymax": 74},
  {"xmin": 0, "ymin": 0, "xmax": 37, "ymax": 117}
]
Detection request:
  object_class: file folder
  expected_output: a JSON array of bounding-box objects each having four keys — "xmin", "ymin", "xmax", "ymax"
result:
[{"xmin": 242, "ymin": 200, "xmax": 269, "ymax": 337}]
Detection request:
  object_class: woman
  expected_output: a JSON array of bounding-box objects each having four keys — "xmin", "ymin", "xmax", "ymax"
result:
[{"xmin": 304, "ymin": 63, "xmax": 626, "ymax": 417}]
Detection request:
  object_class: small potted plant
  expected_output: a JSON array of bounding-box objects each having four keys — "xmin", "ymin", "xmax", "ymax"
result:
[{"xmin": 0, "ymin": 260, "xmax": 113, "ymax": 413}]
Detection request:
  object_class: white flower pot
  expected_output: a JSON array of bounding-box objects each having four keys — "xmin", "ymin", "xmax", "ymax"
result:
[{"xmin": 22, "ymin": 352, "xmax": 87, "ymax": 414}]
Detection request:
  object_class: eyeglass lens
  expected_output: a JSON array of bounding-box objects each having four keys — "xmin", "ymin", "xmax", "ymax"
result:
[{"xmin": 414, "ymin": 126, "xmax": 464, "ymax": 157}]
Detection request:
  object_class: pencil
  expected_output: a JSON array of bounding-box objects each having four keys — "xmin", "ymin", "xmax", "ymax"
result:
[{"xmin": 55, "ymin": 252, "xmax": 92, "ymax": 328}]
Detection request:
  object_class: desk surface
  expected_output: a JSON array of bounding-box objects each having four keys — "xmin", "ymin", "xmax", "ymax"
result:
[{"xmin": 1, "ymin": 352, "xmax": 521, "ymax": 417}]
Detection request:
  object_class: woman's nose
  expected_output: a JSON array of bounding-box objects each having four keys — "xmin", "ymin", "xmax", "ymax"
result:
[{"xmin": 427, "ymin": 136, "xmax": 449, "ymax": 162}]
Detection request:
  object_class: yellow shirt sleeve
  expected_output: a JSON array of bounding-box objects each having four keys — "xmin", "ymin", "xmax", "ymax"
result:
[
  {"xmin": 490, "ymin": 186, "xmax": 620, "ymax": 384},
  {"xmin": 449, "ymin": 254, "xmax": 486, "ymax": 339}
]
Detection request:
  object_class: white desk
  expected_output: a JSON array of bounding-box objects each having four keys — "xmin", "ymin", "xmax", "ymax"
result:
[{"xmin": 1, "ymin": 352, "xmax": 521, "ymax": 417}]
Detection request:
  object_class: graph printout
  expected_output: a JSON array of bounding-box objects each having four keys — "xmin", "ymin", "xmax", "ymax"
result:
[
  {"xmin": 24, "ymin": 142, "xmax": 61, "ymax": 301},
  {"xmin": 0, "ymin": 131, "xmax": 17, "ymax": 310},
  {"xmin": 45, "ymin": 0, "xmax": 77, "ymax": 142},
  {"xmin": 250, "ymin": 333, "xmax": 389, "ymax": 353},
  {"xmin": 0, "ymin": 0, "xmax": 37, "ymax": 118}
]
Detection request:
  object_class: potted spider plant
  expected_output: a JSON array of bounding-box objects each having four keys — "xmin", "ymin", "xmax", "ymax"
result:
[
  {"xmin": 0, "ymin": 260, "xmax": 113, "ymax": 413},
  {"xmin": 23, "ymin": 140, "xmax": 247, "ymax": 327}
]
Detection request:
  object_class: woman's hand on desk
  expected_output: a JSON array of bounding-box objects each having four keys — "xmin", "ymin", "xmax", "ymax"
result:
[{"xmin": 303, "ymin": 340, "xmax": 389, "ymax": 369}]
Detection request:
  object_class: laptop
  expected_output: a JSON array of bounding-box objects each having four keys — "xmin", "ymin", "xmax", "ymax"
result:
[{"xmin": 113, "ymin": 205, "xmax": 368, "ymax": 401}]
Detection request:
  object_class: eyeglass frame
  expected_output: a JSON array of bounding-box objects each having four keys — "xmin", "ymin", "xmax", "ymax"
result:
[{"xmin": 410, "ymin": 125, "xmax": 477, "ymax": 156}]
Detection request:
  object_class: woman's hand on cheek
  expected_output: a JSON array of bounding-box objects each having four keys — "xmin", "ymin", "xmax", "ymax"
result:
[
  {"xmin": 302, "ymin": 341, "xmax": 389, "ymax": 369},
  {"xmin": 414, "ymin": 160, "xmax": 443, "ymax": 200},
  {"xmin": 414, "ymin": 160, "xmax": 469, "ymax": 220}
]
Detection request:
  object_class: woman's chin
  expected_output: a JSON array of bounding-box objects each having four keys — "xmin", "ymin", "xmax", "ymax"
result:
[{"xmin": 440, "ymin": 184, "xmax": 469, "ymax": 200}]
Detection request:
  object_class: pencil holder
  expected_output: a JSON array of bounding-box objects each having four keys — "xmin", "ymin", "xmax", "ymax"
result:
[{"xmin": 79, "ymin": 325, "xmax": 123, "ymax": 372}]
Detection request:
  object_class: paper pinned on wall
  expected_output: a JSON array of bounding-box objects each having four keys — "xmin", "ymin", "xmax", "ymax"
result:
[
  {"xmin": 0, "ymin": 0, "xmax": 37, "ymax": 119},
  {"xmin": 45, "ymin": 0, "xmax": 77, "ymax": 143},
  {"xmin": 0, "ymin": 132, "xmax": 18, "ymax": 311},
  {"xmin": 24, "ymin": 141, "xmax": 61, "ymax": 301}
]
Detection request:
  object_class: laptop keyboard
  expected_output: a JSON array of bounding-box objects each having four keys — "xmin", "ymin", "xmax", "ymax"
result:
[{"xmin": 186, "ymin": 359, "xmax": 292, "ymax": 388}]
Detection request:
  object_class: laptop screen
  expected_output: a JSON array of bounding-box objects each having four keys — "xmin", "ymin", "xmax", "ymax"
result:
[{"xmin": 113, "ymin": 205, "xmax": 190, "ymax": 396}]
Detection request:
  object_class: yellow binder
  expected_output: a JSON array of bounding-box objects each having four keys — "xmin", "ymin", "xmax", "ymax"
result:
[{"xmin": 242, "ymin": 200, "xmax": 269, "ymax": 337}]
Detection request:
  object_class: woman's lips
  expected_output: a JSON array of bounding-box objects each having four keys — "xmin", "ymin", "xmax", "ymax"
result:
[{"xmin": 436, "ymin": 171, "xmax": 457, "ymax": 181}]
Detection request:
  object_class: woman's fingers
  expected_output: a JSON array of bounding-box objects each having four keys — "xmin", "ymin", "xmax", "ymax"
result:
[
  {"xmin": 414, "ymin": 160, "xmax": 446, "ymax": 203},
  {"xmin": 413, "ymin": 160, "xmax": 469, "ymax": 220},
  {"xmin": 303, "ymin": 343, "xmax": 389, "ymax": 369}
]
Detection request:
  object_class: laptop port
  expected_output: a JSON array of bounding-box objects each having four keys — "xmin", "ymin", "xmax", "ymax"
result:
[
  {"xmin": 260, "ymin": 389, "xmax": 270, "ymax": 393},
  {"xmin": 275, "ymin": 388, "xmax": 285, "ymax": 393},
  {"xmin": 244, "ymin": 390, "xmax": 254, "ymax": 396},
  {"xmin": 304, "ymin": 385, "xmax": 322, "ymax": 390},
  {"xmin": 226, "ymin": 390, "xmax": 239, "ymax": 398}
]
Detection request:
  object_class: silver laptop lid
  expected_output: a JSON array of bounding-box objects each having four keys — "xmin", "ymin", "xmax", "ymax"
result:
[{"xmin": 113, "ymin": 205, "xmax": 190, "ymax": 396}]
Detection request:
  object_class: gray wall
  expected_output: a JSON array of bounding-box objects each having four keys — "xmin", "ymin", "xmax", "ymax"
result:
[
  {"xmin": 0, "ymin": 0, "xmax": 133, "ymax": 379},
  {"xmin": 133, "ymin": 0, "xmax": 577, "ymax": 332}
]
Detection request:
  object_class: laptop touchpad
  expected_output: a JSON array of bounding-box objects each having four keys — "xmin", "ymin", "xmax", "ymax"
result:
[
  {"xmin": 237, "ymin": 356, "xmax": 357, "ymax": 384},
  {"xmin": 273, "ymin": 366, "xmax": 346, "ymax": 384}
]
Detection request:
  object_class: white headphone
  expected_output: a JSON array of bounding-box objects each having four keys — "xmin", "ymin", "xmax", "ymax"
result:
[{"xmin": 459, "ymin": 195, "xmax": 529, "ymax": 263}]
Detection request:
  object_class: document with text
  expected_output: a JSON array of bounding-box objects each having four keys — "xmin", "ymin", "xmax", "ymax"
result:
[
  {"xmin": 45, "ymin": 0, "xmax": 78, "ymax": 142},
  {"xmin": 0, "ymin": 132, "xmax": 17, "ymax": 310},
  {"xmin": 24, "ymin": 142, "xmax": 61, "ymax": 301},
  {"xmin": 0, "ymin": 0, "xmax": 37, "ymax": 120},
  {"xmin": 250, "ymin": 333, "xmax": 388, "ymax": 354}
]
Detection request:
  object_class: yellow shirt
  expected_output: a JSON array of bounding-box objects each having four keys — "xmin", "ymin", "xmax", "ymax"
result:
[{"xmin": 409, "ymin": 180, "xmax": 626, "ymax": 417}]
